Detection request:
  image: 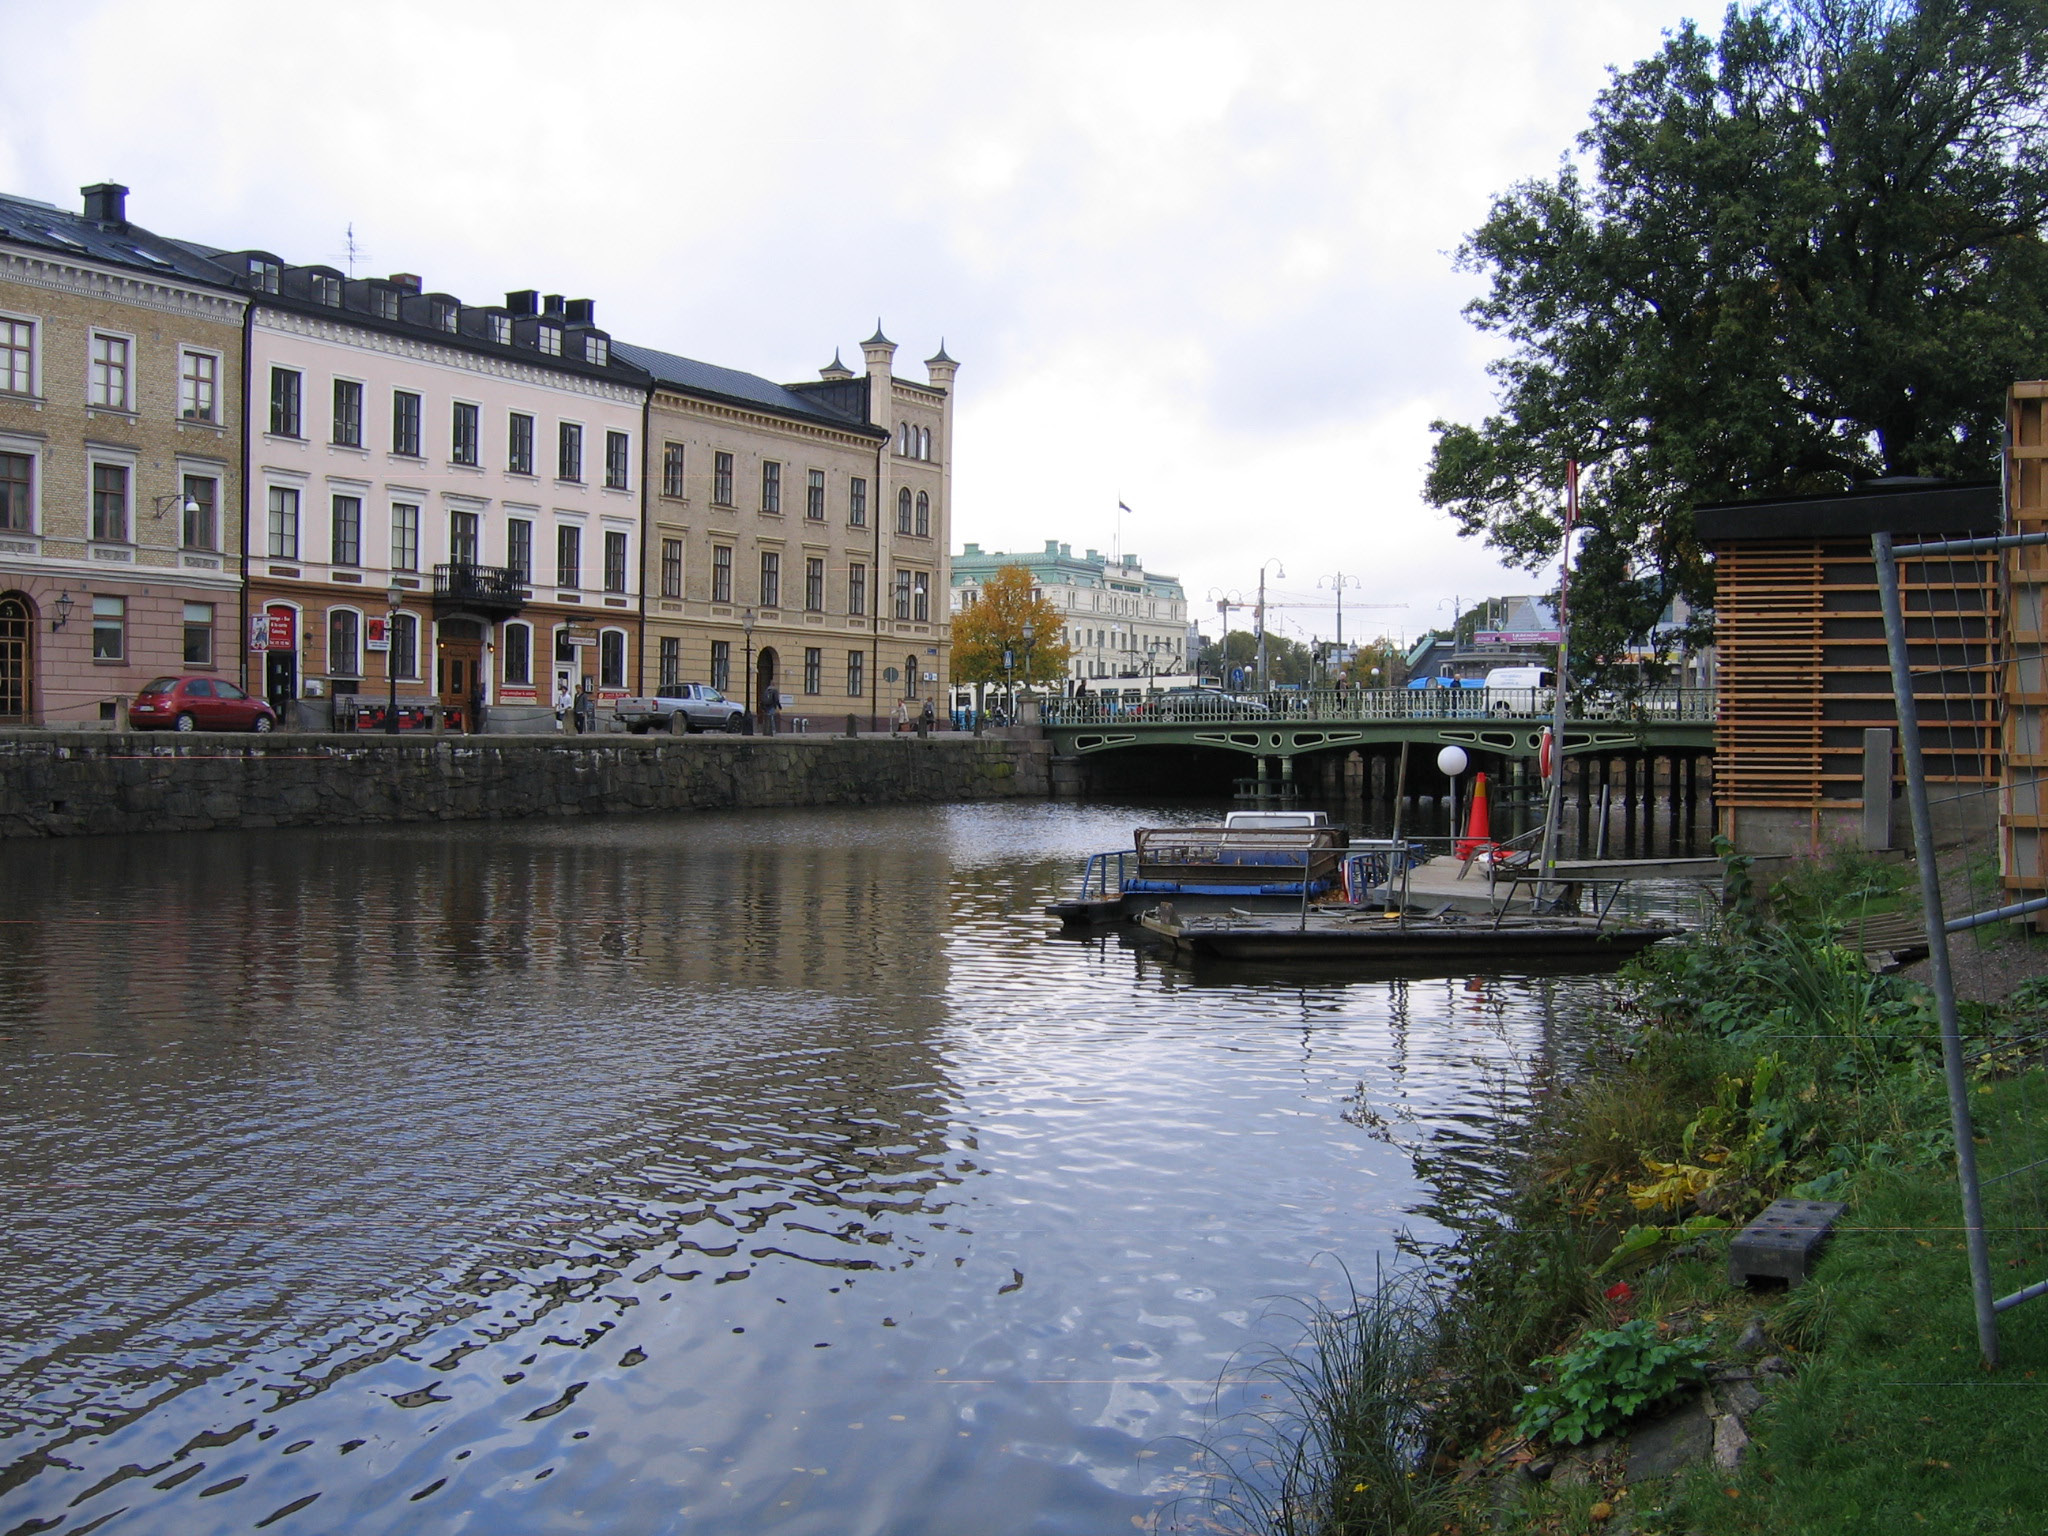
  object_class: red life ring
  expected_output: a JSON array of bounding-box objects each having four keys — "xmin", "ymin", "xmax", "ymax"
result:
[{"xmin": 1539, "ymin": 727, "xmax": 1554, "ymax": 779}]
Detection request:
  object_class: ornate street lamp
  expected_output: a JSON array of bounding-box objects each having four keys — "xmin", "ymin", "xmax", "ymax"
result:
[
  {"xmin": 384, "ymin": 585, "xmax": 404, "ymax": 734},
  {"xmin": 741, "ymin": 608, "xmax": 756, "ymax": 729}
]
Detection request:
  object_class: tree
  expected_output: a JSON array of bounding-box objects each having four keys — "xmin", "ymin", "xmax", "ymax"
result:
[
  {"xmin": 1426, "ymin": 0, "xmax": 2048, "ymax": 674},
  {"xmin": 951, "ymin": 565, "xmax": 1071, "ymax": 689},
  {"xmin": 1197, "ymin": 628, "xmax": 1315, "ymax": 686}
]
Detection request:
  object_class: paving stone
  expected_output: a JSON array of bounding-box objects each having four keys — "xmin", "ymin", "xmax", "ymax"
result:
[
  {"xmin": 1728, "ymin": 1199, "xmax": 1847, "ymax": 1287},
  {"xmin": 1625, "ymin": 1390, "xmax": 1714, "ymax": 1482},
  {"xmin": 1712, "ymin": 1411, "xmax": 1751, "ymax": 1470}
]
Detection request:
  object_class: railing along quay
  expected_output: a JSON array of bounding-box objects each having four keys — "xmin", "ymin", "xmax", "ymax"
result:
[{"xmin": 1039, "ymin": 687, "xmax": 1716, "ymax": 728}]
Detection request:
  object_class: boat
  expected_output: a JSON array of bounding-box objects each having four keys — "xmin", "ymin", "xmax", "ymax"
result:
[
  {"xmin": 1044, "ymin": 810, "xmax": 1375, "ymax": 927},
  {"xmin": 1135, "ymin": 901, "xmax": 1676, "ymax": 967}
]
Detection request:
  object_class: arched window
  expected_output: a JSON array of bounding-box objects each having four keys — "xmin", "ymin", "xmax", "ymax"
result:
[
  {"xmin": 899, "ymin": 423, "xmax": 910, "ymax": 456},
  {"xmin": 599, "ymin": 628, "xmax": 627, "ymax": 690},
  {"xmin": 919, "ymin": 427, "xmax": 931, "ymax": 460},
  {"xmin": 915, "ymin": 491, "xmax": 929, "ymax": 538},
  {"xmin": 896, "ymin": 487, "xmax": 913, "ymax": 534},
  {"xmin": 327, "ymin": 606, "xmax": 361, "ymax": 679},
  {"xmin": 904, "ymin": 654, "xmax": 919, "ymax": 698}
]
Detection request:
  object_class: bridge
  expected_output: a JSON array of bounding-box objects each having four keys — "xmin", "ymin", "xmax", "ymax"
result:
[{"xmin": 1040, "ymin": 687, "xmax": 1716, "ymax": 798}]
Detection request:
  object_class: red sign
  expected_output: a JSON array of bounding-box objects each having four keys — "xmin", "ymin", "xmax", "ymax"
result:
[{"xmin": 266, "ymin": 609, "xmax": 296, "ymax": 649}]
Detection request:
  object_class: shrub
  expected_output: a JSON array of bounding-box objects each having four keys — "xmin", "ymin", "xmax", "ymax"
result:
[{"xmin": 1514, "ymin": 1319, "xmax": 1712, "ymax": 1446}]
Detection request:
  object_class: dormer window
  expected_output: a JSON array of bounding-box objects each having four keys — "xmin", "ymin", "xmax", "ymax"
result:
[
  {"xmin": 371, "ymin": 288, "xmax": 399, "ymax": 320},
  {"xmin": 490, "ymin": 315, "xmax": 512, "ymax": 345},
  {"xmin": 537, "ymin": 325, "xmax": 562, "ymax": 357},
  {"xmin": 311, "ymin": 274, "xmax": 341, "ymax": 305},
  {"xmin": 431, "ymin": 302, "xmax": 457, "ymax": 333},
  {"xmin": 248, "ymin": 259, "xmax": 280, "ymax": 294},
  {"xmin": 585, "ymin": 335, "xmax": 608, "ymax": 365}
]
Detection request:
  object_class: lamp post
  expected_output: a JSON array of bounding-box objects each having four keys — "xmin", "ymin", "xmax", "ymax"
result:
[
  {"xmin": 383, "ymin": 585, "xmax": 404, "ymax": 734},
  {"xmin": 1256, "ymin": 559, "xmax": 1285, "ymax": 692},
  {"xmin": 741, "ymin": 608, "xmax": 756, "ymax": 729},
  {"xmin": 1020, "ymin": 620, "xmax": 1035, "ymax": 717}
]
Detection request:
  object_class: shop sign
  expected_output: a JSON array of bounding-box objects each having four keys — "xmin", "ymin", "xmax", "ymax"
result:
[{"xmin": 366, "ymin": 616, "xmax": 389, "ymax": 652}]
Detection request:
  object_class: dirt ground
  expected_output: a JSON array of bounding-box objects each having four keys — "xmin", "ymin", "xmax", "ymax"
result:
[{"xmin": 1893, "ymin": 857, "xmax": 2048, "ymax": 1005}]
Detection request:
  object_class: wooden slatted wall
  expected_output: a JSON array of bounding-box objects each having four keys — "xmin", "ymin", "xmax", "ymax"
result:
[
  {"xmin": 1715, "ymin": 544, "xmax": 1824, "ymax": 807},
  {"xmin": 2006, "ymin": 385, "xmax": 2048, "ymax": 898}
]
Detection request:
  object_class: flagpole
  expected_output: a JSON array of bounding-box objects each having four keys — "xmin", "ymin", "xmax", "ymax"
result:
[{"xmin": 1114, "ymin": 500, "xmax": 1131, "ymax": 567}]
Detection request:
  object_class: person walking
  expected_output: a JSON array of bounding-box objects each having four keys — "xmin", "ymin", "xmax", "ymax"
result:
[
  {"xmin": 554, "ymin": 675, "xmax": 572, "ymax": 733},
  {"xmin": 572, "ymin": 680, "xmax": 592, "ymax": 735}
]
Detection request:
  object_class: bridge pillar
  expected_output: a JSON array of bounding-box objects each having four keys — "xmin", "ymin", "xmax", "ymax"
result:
[{"xmin": 1346, "ymin": 750, "xmax": 1366, "ymax": 798}]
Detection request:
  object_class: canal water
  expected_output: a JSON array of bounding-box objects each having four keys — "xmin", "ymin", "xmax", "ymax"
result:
[{"xmin": 0, "ymin": 801, "xmax": 1706, "ymax": 1535}]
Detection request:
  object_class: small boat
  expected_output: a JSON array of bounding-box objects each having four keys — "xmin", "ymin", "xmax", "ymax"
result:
[
  {"xmin": 1136, "ymin": 902, "xmax": 1676, "ymax": 967},
  {"xmin": 1046, "ymin": 810, "xmax": 1366, "ymax": 927}
]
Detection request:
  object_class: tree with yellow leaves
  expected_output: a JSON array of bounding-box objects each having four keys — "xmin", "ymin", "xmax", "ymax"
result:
[{"xmin": 951, "ymin": 565, "xmax": 1072, "ymax": 705}]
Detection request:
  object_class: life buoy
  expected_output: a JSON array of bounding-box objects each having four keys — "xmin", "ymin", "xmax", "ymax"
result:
[{"xmin": 1539, "ymin": 727, "xmax": 1554, "ymax": 779}]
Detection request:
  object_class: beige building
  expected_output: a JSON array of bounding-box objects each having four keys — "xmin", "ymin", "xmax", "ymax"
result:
[
  {"xmin": 619, "ymin": 328, "xmax": 954, "ymax": 724},
  {"xmin": 952, "ymin": 541, "xmax": 1188, "ymax": 684},
  {"xmin": 0, "ymin": 184, "xmax": 246, "ymax": 726}
]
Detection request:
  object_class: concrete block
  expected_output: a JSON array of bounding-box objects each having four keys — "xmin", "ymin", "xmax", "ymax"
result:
[{"xmin": 1728, "ymin": 1198, "xmax": 1846, "ymax": 1287}]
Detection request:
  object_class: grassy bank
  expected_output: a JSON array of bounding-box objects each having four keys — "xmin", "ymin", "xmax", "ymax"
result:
[{"xmin": 1214, "ymin": 848, "xmax": 2048, "ymax": 1535}]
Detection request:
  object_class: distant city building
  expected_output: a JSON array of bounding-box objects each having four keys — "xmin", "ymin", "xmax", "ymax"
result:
[
  {"xmin": 0, "ymin": 183, "xmax": 248, "ymax": 727},
  {"xmin": 952, "ymin": 541, "xmax": 1187, "ymax": 682}
]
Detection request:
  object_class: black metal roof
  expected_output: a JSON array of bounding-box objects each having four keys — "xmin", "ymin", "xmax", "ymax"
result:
[
  {"xmin": 0, "ymin": 192, "xmax": 240, "ymax": 291},
  {"xmin": 1694, "ymin": 480, "xmax": 2002, "ymax": 543},
  {"xmin": 616, "ymin": 340, "xmax": 883, "ymax": 436}
]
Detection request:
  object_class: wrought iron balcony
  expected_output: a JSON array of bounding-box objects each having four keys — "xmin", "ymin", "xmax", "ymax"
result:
[{"xmin": 432, "ymin": 562, "xmax": 528, "ymax": 615}]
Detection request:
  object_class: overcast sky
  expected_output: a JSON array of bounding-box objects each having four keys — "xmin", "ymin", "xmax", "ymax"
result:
[{"xmin": 1, "ymin": 0, "xmax": 1706, "ymax": 652}]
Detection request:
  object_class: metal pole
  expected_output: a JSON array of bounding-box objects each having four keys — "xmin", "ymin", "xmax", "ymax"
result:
[
  {"xmin": 1538, "ymin": 461, "xmax": 1576, "ymax": 900},
  {"xmin": 1874, "ymin": 529, "xmax": 1999, "ymax": 1368},
  {"xmin": 1256, "ymin": 565, "xmax": 1268, "ymax": 692}
]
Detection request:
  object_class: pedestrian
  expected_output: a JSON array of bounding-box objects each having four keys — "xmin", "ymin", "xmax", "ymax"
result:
[
  {"xmin": 760, "ymin": 686, "xmax": 780, "ymax": 736},
  {"xmin": 469, "ymin": 680, "xmax": 486, "ymax": 735},
  {"xmin": 554, "ymin": 676, "xmax": 572, "ymax": 732},
  {"xmin": 921, "ymin": 698, "xmax": 936, "ymax": 733},
  {"xmin": 572, "ymin": 679, "xmax": 591, "ymax": 735}
]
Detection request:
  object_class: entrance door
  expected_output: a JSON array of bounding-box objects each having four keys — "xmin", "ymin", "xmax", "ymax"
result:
[
  {"xmin": 756, "ymin": 646, "xmax": 778, "ymax": 717},
  {"xmin": 0, "ymin": 594, "xmax": 29, "ymax": 723},
  {"xmin": 263, "ymin": 650, "xmax": 297, "ymax": 717},
  {"xmin": 438, "ymin": 619, "xmax": 485, "ymax": 731}
]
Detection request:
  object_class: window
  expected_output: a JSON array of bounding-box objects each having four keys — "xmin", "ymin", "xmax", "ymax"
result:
[
  {"xmin": 556, "ymin": 525, "xmax": 581, "ymax": 588},
  {"xmin": 661, "ymin": 538, "xmax": 683, "ymax": 598},
  {"xmin": 896, "ymin": 487, "xmax": 913, "ymax": 534},
  {"xmin": 390, "ymin": 612, "xmax": 419, "ymax": 680},
  {"xmin": 452, "ymin": 401, "xmax": 480, "ymax": 465},
  {"xmin": 391, "ymin": 502, "xmax": 419, "ymax": 571},
  {"xmin": 599, "ymin": 629, "xmax": 625, "ymax": 689},
  {"xmin": 558, "ymin": 422, "xmax": 583, "ymax": 481},
  {"xmin": 1, "ymin": 318, "xmax": 33, "ymax": 394},
  {"xmin": 920, "ymin": 427, "xmax": 931, "ymax": 460},
  {"xmin": 537, "ymin": 325, "xmax": 562, "ymax": 356},
  {"xmin": 759, "ymin": 550, "xmax": 780, "ymax": 609},
  {"xmin": 0, "ymin": 451, "xmax": 32, "ymax": 531},
  {"xmin": 713, "ymin": 450, "xmax": 734, "ymax": 505},
  {"xmin": 328, "ymin": 608, "xmax": 361, "ymax": 678},
  {"xmin": 268, "ymin": 366, "xmax": 301, "ymax": 436},
  {"xmin": 490, "ymin": 315, "xmax": 513, "ymax": 344},
  {"xmin": 330, "ymin": 494, "xmax": 362, "ymax": 566},
  {"xmin": 91, "ymin": 463, "xmax": 129, "ymax": 542},
  {"xmin": 711, "ymin": 639, "xmax": 731, "ymax": 692},
  {"xmin": 712, "ymin": 544, "xmax": 733, "ymax": 603},
  {"xmin": 848, "ymin": 562, "xmax": 867, "ymax": 617},
  {"xmin": 312, "ymin": 274, "xmax": 341, "ymax": 306},
  {"xmin": 913, "ymin": 571, "xmax": 930, "ymax": 622},
  {"xmin": 903, "ymin": 653, "xmax": 919, "ymax": 698},
  {"xmin": 662, "ymin": 443, "xmax": 686, "ymax": 498},
  {"xmin": 586, "ymin": 335, "xmax": 609, "ymax": 365},
  {"xmin": 508, "ymin": 412, "xmax": 535, "ymax": 475},
  {"xmin": 266, "ymin": 485, "xmax": 299, "ymax": 558},
  {"xmin": 504, "ymin": 622, "xmax": 533, "ymax": 686},
  {"xmin": 803, "ymin": 647, "xmax": 821, "ymax": 695},
  {"xmin": 915, "ymin": 490, "xmax": 930, "ymax": 538},
  {"xmin": 555, "ymin": 627, "xmax": 576, "ymax": 667},
  {"xmin": 601, "ymin": 430, "xmax": 629, "ymax": 491},
  {"xmin": 507, "ymin": 518, "xmax": 532, "ymax": 583},
  {"xmin": 183, "ymin": 602, "xmax": 213, "ymax": 666},
  {"xmin": 431, "ymin": 301, "xmax": 457, "ymax": 333},
  {"xmin": 392, "ymin": 391, "xmax": 421, "ymax": 456},
  {"xmin": 899, "ymin": 423, "xmax": 910, "ymax": 456},
  {"xmin": 92, "ymin": 595, "xmax": 124, "ymax": 660},
  {"xmin": 178, "ymin": 350, "xmax": 217, "ymax": 421},
  {"xmin": 332, "ymin": 379, "xmax": 363, "ymax": 446},
  {"xmin": 89, "ymin": 333, "xmax": 130, "ymax": 409},
  {"xmin": 761, "ymin": 460, "xmax": 781, "ymax": 513},
  {"xmin": 807, "ymin": 469, "xmax": 825, "ymax": 520},
  {"xmin": 849, "ymin": 476, "xmax": 867, "ymax": 527},
  {"xmin": 450, "ymin": 509, "xmax": 479, "ymax": 565},
  {"xmin": 247, "ymin": 258, "xmax": 280, "ymax": 293},
  {"xmin": 894, "ymin": 568, "xmax": 912, "ymax": 620},
  {"xmin": 806, "ymin": 556, "xmax": 824, "ymax": 612},
  {"xmin": 179, "ymin": 473, "xmax": 214, "ymax": 546},
  {"xmin": 604, "ymin": 529, "xmax": 628, "ymax": 592},
  {"xmin": 659, "ymin": 636, "xmax": 680, "ymax": 692},
  {"xmin": 370, "ymin": 287, "xmax": 399, "ymax": 320},
  {"xmin": 846, "ymin": 650, "xmax": 864, "ymax": 698}
]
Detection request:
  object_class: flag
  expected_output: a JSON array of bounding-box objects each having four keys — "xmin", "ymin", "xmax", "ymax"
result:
[{"xmin": 1118, "ymin": 501, "xmax": 1131, "ymax": 512}]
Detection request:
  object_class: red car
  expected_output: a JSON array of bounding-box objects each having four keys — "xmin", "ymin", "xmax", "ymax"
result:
[{"xmin": 130, "ymin": 676, "xmax": 278, "ymax": 733}]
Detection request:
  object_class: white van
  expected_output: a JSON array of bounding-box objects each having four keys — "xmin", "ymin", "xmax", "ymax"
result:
[{"xmin": 1482, "ymin": 666, "xmax": 1555, "ymax": 715}]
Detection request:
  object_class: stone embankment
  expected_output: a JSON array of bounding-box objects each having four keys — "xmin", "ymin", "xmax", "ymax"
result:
[{"xmin": 0, "ymin": 731, "xmax": 1050, "ymax": 838}]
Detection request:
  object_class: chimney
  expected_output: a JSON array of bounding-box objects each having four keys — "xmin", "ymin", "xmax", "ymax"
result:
[
  {"xmin": 564, "ymin": 298, "xmax": 594, "ymax": 325},
  {"xmin": 506, "ymin": 289, "xmax": 539, "ymax": 315},
  {"xmin": 389, "ymin": 273, "xmax": 423, "ymax": 294},
  {"xmin": 1045, "ymin": 540, "xmax": 1060, "ymax": 555},
  {"xmin": 543, "ymin": 293, "xmax": 565, "ymax": 315},
  {"xmin": 81, "ymin": 182, "xmax": 128, "ymax": 227}
]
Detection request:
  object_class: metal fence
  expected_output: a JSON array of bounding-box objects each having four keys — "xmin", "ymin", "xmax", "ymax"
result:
[{"xmin": 1039, "ymin": 686, "xmax": 1715, "ymax": 728}]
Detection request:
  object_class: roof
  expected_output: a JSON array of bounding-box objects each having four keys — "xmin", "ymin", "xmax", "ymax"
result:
[
  {"xmin": 617, "ymin": 340, "xmax": 882, "ymax": 435},
  {"xmin": 0, "ymin": 193, "xmax": 239, "ymax": 290},
  {"xmin": 1695, "ymin": 480, "xmax": 2001, "ymax": 543}
]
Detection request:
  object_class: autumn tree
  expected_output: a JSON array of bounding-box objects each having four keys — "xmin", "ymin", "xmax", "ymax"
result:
[
  {"xmin": 951, "ymin": 564, "xmax": 1072, "ymax": 690},
  {"xmin": 1426, "ymin": 0, "xmax": 2048, "ymax": 674}
]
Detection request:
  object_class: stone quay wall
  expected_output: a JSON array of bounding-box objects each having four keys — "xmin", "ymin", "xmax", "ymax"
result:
[{"xmin": 0, "ymin": 732, "xmax": 1051, "ymax": 839}]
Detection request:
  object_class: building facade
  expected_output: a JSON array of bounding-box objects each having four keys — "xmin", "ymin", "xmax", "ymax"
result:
[
  {"xmin": 224, "ymin": 252, "xmax": 648, "ymax": 727},
  {"xmin": 622, "ymin": 329, "xmax": 954, "ymax": 723},
  {"xmin": 952, "ymin": 540, "xmax": 1187, "ymax": 684},
  {"xmin": 0, "ymin": 184, "xmax": 246, "ymax": 725}
]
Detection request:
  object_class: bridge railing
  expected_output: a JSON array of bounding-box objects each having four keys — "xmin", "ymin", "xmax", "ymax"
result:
[{"xmin": 1039, "ymin": 687, "xmax": 1715, "ymax": 727}]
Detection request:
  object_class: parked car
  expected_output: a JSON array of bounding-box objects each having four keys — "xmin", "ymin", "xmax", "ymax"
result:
[
  {"xmin": 1156, "ymin": 685, "xmax": 1271, "ymax": 719},
  {"xmin": 613, "ymin": 683, "xmax": 748, "ymax": 734},
  {"xmin": 130, "ymin": 676, "xmax": 278, "ymax": 732}
]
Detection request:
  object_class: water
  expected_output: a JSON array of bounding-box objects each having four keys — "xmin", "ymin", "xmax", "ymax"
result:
[{"xmin": 0, "ymin": 801, "xmax": 1706, "ymax": 1534}]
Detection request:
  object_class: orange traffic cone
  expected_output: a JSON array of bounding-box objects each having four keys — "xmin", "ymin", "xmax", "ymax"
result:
[{"xmin": 1455, "ymin": 771, "xmax": 1492, "ymax": 861}]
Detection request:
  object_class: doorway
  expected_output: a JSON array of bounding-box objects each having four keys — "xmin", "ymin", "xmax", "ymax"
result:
[
  {"xmin": 262, "ymin": 605, "xmax": 298, "ymax": 718},
  {"xmin": 756, "ymin": 646, "xmax": 779, "ymax": 720},
  {"xmin": 0, "ymin": 594, "xmax": 30, "ymax": 723},
  {"xmin": 438, "ymin": 619, "xmax": 485, "ymax": 731}
]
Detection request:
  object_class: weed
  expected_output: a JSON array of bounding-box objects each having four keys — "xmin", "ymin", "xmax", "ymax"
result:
[{"xmin": 1514, "ymin": 1319, "xmax": 1713, "ymax": 1446}]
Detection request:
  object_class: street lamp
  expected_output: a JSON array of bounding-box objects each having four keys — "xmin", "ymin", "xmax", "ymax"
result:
[
  {"xmin": 1256, "ymin": 559, "xmax": 1285, "ymax": 692},
  {"xmin": 383, "ymin": 585, "xmax": 404, "ymax": 734},
  {"xmin": 741, "ymin": 608, "xmax": 756, "ymax": 728},
  {"xmin": 1020, "ymin": 620, "xmax": 1036, "ymax": 715}
]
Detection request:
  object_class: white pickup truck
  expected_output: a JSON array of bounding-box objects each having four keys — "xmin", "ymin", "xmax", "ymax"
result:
[{"xmin": 613, "ymin": 683, "xmax": 748, "ymax": 734}]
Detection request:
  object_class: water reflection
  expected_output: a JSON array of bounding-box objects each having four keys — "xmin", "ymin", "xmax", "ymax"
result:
[{"xmin": 0, "ymin": 802, "xmax": 1692, "ymax": 1534}]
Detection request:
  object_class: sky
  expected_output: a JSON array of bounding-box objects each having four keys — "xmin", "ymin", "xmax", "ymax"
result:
[{"xmin": 0, "ymin": 0, "xmax": 1710, "ymax": 654}]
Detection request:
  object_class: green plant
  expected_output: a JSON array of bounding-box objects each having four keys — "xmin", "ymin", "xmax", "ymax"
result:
[{"xmin": 1514, "ymin": 1319, "xmax": 1711, "ymax": 1446}]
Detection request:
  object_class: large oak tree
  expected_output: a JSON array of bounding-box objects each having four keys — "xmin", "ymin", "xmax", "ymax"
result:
[
  {"xmin": 951, "ymin": 564, "xmax": 1072, "ymax": 690},
  {"xmin": 1426, "ymin": 0, "xmax": 2048, "ymax": 671}
]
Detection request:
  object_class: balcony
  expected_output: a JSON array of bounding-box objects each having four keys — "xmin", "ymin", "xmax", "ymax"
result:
[{"xmin": 432, "ymin": 562, "xmax": 528, "ymax": 616}]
